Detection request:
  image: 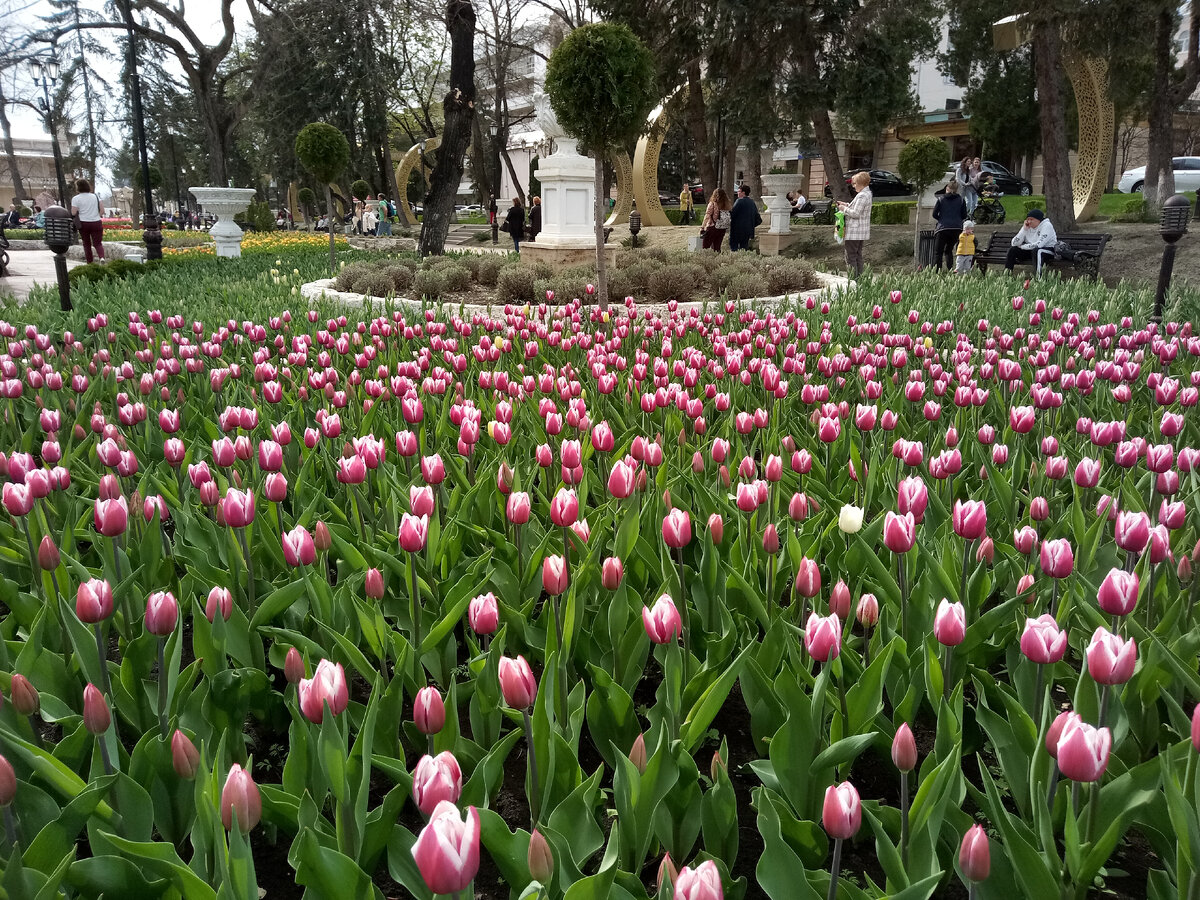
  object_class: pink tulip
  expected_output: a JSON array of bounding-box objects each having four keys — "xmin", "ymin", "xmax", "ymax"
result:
[
  {"xmin": 506, "ymin": 491, "xmax": 531, "ymax": 525},
  {"xmin": 897, "ymin": 476, "xmax": 928, "ymax": 523},
  {"xmin": 409, "ymin": 485, "xmax": 436, "ymax": 518},
  {"xmin": 643, "ymin": 594, "xmax": 682, "ymax": 644},
  {"xmin": 891, "ymin": 723, "xmax": 917, "ymax": 771},
  {"xmin": 498, "ymin": 655, "xmax": 537, "ymax": 709},
  {"xmin": 1097, "ymin": 568, "xmax": 1138, "ymax": 616},
  {"xmin": 282, "ymin": 525, "xmax": 316, "ymax": 567},
  {"xmin": 298, "ymin": 659, "xmax": 349, "ymax": 723},
  {"xmin": 804, "ymin": 613, "xmax": 841, "ymax": 662},
  {"xmin": 221, "ymin": 764, "xmax": 262, "ymax": 832},
  {"xmin": 817, "ymin": 415, "xmax": 841, "ymax": 443},
  {"xmin": 468, "ymin": 592, "xmax": 499, "ymax": 634},
  {"xmin": 1114, "ymin": 511, "xmax": 1150, "ymax": 553},
  {"xmin": 934, "ymin": 599, "xmax": 966, "ymax": 646},
  {"xmin": 171, "ymin": 730, "xmax": 200, "ymax": 779},
  {"xmin": 601, "ymin": 556, "xmax": 624, "ymax": 590},
  {"xmin": 674, "ymin": 859, "xmax": 724, "ymax": 900},
  {"xmin": 411, "ymin": 801, "xmax": 480, "ymax": 895},
  {"xmin": 882, "ymin": 511, "xmax": 915, "ymax": 553},
  {"xmin": 420, "ymin": 454, "xmax": 445, "ymax": 485},
  {"xmin": 0, "ymin": 482, "xmax": 32, "ymax": 517},
  {"xmin": 821, "ymin": 781, "xmax": 862, "ymax": 839},
  {"xmin": 412, "ymin": 752, "xmax": 463, "ymax": 815},
  {"xmin": 1046, "ymin": 710, "xmax": 1080, "ymax": 759},
  {"xmin": 542, "ymin": 555, "xmax": 568, "ymax": 595},
  {"xmin": 1010, "ymin": 405, "xmax": 1035, "ymax": 433},
  {"xmin": 145, "ymin": 591, "xmax": 179, "ymax": 636},
  {"xmin": 414, "ymin": 686, "xmax": 446, "ymax": 735},
  {"xmin": 206, "ymin": 586, "xmax": 233, "ymax": 622},
  {"xmin": 794, "ymin": 557, "xmax": 821, "ymax": 598},
  {"xmin": 1020, "ymin": 615, "xmax": 1067, "ymax": 664},
  {"xmin": 1074, "ymin": 458, "xmax": 1101, "ymax": 488},
  {"xmin": 94, "ymin": 496, "xmax": 129, "ymax": 537},
  {"xmin": 399, "ymin": 513, "xmax": 429, "ymax": 552},
  {"xmin": 1013, "ymin": 526, "xmax": 1038, "ymax": 555},
  {"xmin": 1056, "ymin": 719, "xmax": 1111, "ymax": 782},
  {"xmin": 83, "ymin": 683, "xmax": 111, "ymax": 734},
  {"xmin": 76, "ymin": 579, "xmax": 113, "ymax": 624},
  {"xmin": 662, "ymin": 509, "xmax": 692, "ymax": 548},
  {"xmin": 1039, "ymin": 538, "xmax": 1074, "ymax": 578},
  {"xmin": 952, "ymin": 499, "xmax": 986, "ymax": 540},
  {"xmin": 856, "ymin": 593, "xmax": 879, "ymax": 627},
  {"xmin": 549, "ymin": 488, "xmax": 579, "ymax": 527},
  {"xmin": 257, "ymin": 440, "xmax": 283, "ymax": 472},
  {"xmin": 708, "ymin": 513, "xmax": 724, "ymax": 544},
  {"xmin": 1086, "ymin": 627, "xmax": 1137, "ymax": 685},
  {"xmin": 221, "ymin": 489, "xmax": 255, "ymax": 528},
  {"xmin": 735, "ymin": 483, "xmax": 760, "ymax": 513},
  {"xmin": 1030, "ymin": 497, "xmax": 1049, "ymax": 521},
  {"xmin": 959, "ymin": 825, "xmax": 990, "ymax": 882},
  {"xmin": 365, "ymin": 568, "xmax": 385, "ymax": 600},
  {"xmin": 608, "ymin": 460, "xmax": 636, "ymax": 499}
]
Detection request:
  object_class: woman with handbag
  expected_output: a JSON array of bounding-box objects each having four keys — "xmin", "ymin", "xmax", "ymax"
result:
[
  {"xmin": 503, "ymin": 196, "xmax": 525, "ymax": 253},
  {"xmin": 71, "ymin": 179, "xmax": 105, "ymax": 264},
  {"xmin": 700, "ymin": 187, "xmax": 732, "ymax": 252}
]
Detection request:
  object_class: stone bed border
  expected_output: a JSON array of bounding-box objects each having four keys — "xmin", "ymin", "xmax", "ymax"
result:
[{"xmin": 299, "ymin": 270, "xmax": 851, "ymax": 317}]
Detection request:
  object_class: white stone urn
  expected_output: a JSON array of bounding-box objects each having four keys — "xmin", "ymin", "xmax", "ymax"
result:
[
  {"xmin": 188, "ymin": 187, "xmax": 258, "ymax": 257},
  {"xmin": 760, "ymin": 174, "xmax": 798, "ymax": 235}
]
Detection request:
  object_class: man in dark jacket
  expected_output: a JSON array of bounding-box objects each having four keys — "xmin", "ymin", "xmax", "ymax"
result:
[{"xmin": 728, "ymin": 185, "xmax": 762, "ymax": 252}]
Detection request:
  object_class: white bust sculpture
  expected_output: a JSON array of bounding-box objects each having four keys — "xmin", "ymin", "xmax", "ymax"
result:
[{"xmin": 533, "ymin": 88, "xmax": 566, "ymax": 143}]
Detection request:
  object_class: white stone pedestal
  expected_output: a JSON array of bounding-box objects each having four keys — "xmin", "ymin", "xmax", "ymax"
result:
[
  {"xmin": 188, "ymin": 187, "xmax": 258, "ymax": 258},
  {"xmin": 761, "ymin": 174, "xmax": 797, "ymax": 235},
  {"xmin": 534, "ymin": 138, "xmax": 599, "ymax": 248}
]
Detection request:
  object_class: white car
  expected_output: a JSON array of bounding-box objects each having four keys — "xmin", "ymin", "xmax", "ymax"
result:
[{"xmin": 1118, "ymin": 157, "xmax": 1200, "ymax": 193}]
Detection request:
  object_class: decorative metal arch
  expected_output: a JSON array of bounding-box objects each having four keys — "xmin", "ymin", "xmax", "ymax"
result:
[
  {"xmin": 1063, "ymin": 52, "xmax": 1112, "ymax": 223},
  {"xmin": 606, "ymin": 152, "xmax": 634, "ymax": 226},
  {"xmin": 395, "ymin": 136, "xmax": 441, "ymax": 225},
  {"xmin": 631, "ymin": 85, "xmax": 686, "ymax": 227}
]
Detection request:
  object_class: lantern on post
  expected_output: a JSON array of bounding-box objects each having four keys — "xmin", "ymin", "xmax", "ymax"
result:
[
  {"xmin": 42, "ymin": 205, "xmax": 74, "ymax": 312},
  {"xmin": 1153, "ymin": 193, "xmax": 1191, "ymax": 324},
  {"xmin": 628, "ymin": 199, "xmax": 642, "ymax": 248}
]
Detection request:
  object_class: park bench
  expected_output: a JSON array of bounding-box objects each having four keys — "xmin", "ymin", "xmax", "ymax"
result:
[
  {"xmin": 794, "ymin": 199, "xmax": 834, "ymax": 226},
  {"xmin": 0, "ymin": 223, "xmax": 8, "ymax": 277},
  {"xmin": 975, "ymin": 231, "xmax": 1111, "ymax": 281}
]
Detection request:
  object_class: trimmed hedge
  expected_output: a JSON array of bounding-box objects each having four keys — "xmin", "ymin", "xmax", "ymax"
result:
[
  {"xmin": 871, "ymin": 202, "xmax": 914, "ymax": 225},
  {"xmin": 68, "ymin": 259, "xmax": 162, "ymax": 285}
]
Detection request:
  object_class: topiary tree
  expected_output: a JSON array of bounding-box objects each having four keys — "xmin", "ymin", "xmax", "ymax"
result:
[
  {"xmin": 897, "ymin": 136, "xmax": 951, "ymax": 262},
  {"xmin": 297, "ymin": 187, "xmax": 316, "ymax": 230},
  {"xmin": 545, "ymin": 23, "xmax": 657, "ymax": 310},
  {"xmin": 351, "ymin": 179, "xmax": 371, "ymax": 202},
  {"xmin": 295, "ymin": 122, "xmax": 351, "ymax": 273}
]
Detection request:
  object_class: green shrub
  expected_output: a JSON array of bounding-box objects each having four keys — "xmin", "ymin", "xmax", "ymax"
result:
[
  {"xmin": 334, "ymin": 261, "xmax": 376, "ymax": 292},
  {"xmin": 883, "ymin": 238, "xmax": 912, "ymax": 260},
  {"xmin": 496, "ymin": 265, "xmax": 536, "ymax": 304},
  {"xmin": 412, "ymin": 269, "xmax": 447, "ymax": 301},
  {"xmin": 351, "ymin": 179, "xmax": 371, "ymax": 201},
  {"xmin": 68, "ymin": 258, "xmax": 161, "ymax": 285},
  {"xmin": 1109, "ymin": 197, "xmax": 1148, "ymax": 223},
  {"xmin": 351, "ymin": 270, "xmax": 397, "ymax": 298},
  {"xmin": 475, "ymin": 257, "xmax": 503, "ymax": 287},
  {"xmin": 724, "ymin": 272, "xmax": 768, "ymax": 300},
  {"xmin": 383, "ymin": 264, "xmax": 415, "ymax": 293},
  {"xmin": 441, "ymin": 265, "xmax": 472, "ymax": 292},
  {"xmin": 647, "ymin": 265, "xmax": 693, "ymax": 303},
  {"xmin": 1022, "ymin": 199, "xmax": 1042, "ymax": 215},
  {"xmin": 762, "ymin": 258, "xmax": 816, "ymax": 295},
  {"xmin": 664, "ymin": 208, "xmax": 685, "ymax": 225},
  {"xmin": 871, "ymin": 202, "xmax": 914, "ymax": 225}
]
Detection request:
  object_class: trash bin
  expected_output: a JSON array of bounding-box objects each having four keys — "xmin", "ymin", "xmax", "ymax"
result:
[{"xmin": 917, "ymin": 229, "xmax": 938, "ymax": 269}]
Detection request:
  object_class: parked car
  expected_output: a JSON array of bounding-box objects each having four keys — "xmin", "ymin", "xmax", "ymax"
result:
[
  {"xmin": 660, "ymin": 186, "xmax": 706, "ymax": 205},
  {"xmin": 1118, "ymin": 157, "xmax": 1200, "ymax": 193},
  {"xmin": 943, "ymin": 161, "xmax": 1033, "ymax": 196},
  {"xmin": 824, "ymin": 169, "xmax": 913, "ymax": 198}
]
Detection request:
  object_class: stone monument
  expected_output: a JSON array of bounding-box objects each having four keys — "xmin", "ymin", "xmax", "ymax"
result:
[
  {"xmin": 522, "ymin": 90, "xmax": 618, "ymax": 270},
  {"xmin": 188, "ymin": 186, "xmax": 257, "ymax": 257}
]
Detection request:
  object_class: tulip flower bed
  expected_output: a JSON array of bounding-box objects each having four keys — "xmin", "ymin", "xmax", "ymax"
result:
[{"xmin": 0, "ymin": 269, "xmax": 1198, "ymax": 900}]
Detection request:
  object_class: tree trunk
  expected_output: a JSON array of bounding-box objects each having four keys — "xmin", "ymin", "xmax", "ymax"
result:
[
  {"xmin": 594, "ymin": 155, "xmax": 608, "ymax": 310},
  {"xmin": 1106, "ymin": 122, "xmax": 1118, "ymax": 192},
  {"xmin": 685, "ymin": 60, "xmax": 717, "ymax": 198},
  {"xmin": 325, "ymin": 184, "xmax": 336, "ymax": 274},
  {"xmin": 72, "ymin": 1, "xmax": 99, "ymax": 182},
  {"xmin": 812, "ymin": 107, "xmax": 848, "ymax": 201},
  {"xmin": 1032, "ymin": 20, "xmax": 1075, "ymax": 231},
  {"xmin": 418, "ymin": 0, "xmax": 476, "ymax": 257},
  {"xmin": 1144, "ymin": 7, "xmax": 1179, "ymax": 211},
  {"xmin": 0, "ymin": 80, "xmax": 26, "ymax": 202},
  {"xmin": 197, "ymin": 88, "xmax": 230, "ymax": 185},
  {"xmin": 749, "ymin": 148, "xmax": 762, "ymax": 200},
  {"xmin": 723, "ymin": 139, "xmax": 737, "ymax": 196},
  {"xmin": 383, "ymin": 137, "xmax": 400, "ymax": 205},
  {"xmin": 500, "ymin": 146, "xmax": 526, "ymax": 204}
]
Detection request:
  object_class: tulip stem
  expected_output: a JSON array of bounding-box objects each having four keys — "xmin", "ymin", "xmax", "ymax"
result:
[
  {"xmin": 236, "ymin": 528, "xmax": 256, "ymax": 619},
  {"xmin": 94, "ymin": 624, "xmax": 113, "ymax": 699},
  {"xmin": 98, "ymin": 732, "xmax": 115, "ymax": 777},
  {"xmin": 523, "ymin": 708, "xmax": 541, "ymax": 827},
  {"xmin": 900, "ymin": 771, "xmax": 910, "ymax": 866},
  {"xmin": 1085, "ymin": 781, "xmax": 1100, "ymax": 849},
  {"xmin": 943, "ymin": 645, "xmax": 952, "ymax": 700},
  {"xmin": 1033, "ymin": 664, "xmax": 1046, "ymax": 734},
  {"xmin": 1097, "ymin": 685, "xmax": 1111, "ymax": 731},
  {"xmin": 110, "ymin": 537, "xmax": 132, "ymax": 630},
  {"xmin": 959, "ymin": 539, "xmax": 972, "ymax": 613},
  {"xmin": 1046, "ymin": 764, "xmax": 1060, "ymax": 813},
  {"xmin": 1071, "ymin": 780, "xmax": 1081, "ymax": 818},
  {"xmin": 3, "ymin": 805, "xmax": 17, "ymax": 848},
  {"xmin": 675, "ymin": 545, "xmax": 691, "ymax": 648},
  {"xmin": 410, "ymin": 554, "xmax": 422, "ymax": 671},
  {"xmin": 827, "ymin": 837, "xmax": 843, "ymax": 900},
  {"xmin": 967, "ymin": 885, "xmax": 978, "ymax": 900},
  {"xmin": 20, "ymin": 519, "xmax": 41, "ymax": 601},
  {"xmin": 157, "ymin": 637, "xmax": 169, "ymax": 739},
  {"xmin": 898, "ymin": 554, "xmax": 908, "ymax": 647}
]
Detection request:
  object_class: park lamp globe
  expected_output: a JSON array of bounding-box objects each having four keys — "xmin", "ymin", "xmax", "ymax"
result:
[{"xmin": 1160, "ymin": 193, "xmax": 1190, "ymax": 243}]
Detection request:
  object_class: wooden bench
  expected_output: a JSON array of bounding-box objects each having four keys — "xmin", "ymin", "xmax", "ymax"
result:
[
  {"xmin": 794, "ymin": 200, "xmax": 834, "ymax": 226},
  {"xmin": 975, "ymin": 231, "xmax": 1111, "ymax": 281}
]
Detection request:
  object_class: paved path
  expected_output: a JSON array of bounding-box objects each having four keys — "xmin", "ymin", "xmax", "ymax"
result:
[{"xmin": 1, "ymin": 249, "xmax": 82, "ymax": 303}]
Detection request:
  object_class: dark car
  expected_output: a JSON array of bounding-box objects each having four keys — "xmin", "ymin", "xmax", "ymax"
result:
[
  {"xmin": 661, "ymin": 186, "xmax": 707, "ymax": 206},
  {"xmin": 944, "ymin": 160, "xmax": 1033, "ymax": 196},
  {"xmin": 824, "ymin": 169, "xmax": 913, "ymax": 198}
]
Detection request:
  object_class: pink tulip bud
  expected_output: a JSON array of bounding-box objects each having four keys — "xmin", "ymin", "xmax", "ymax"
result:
[
  {"xmin": 414, "ymin": 686, "xmax": 446, "ymax": 735},
  {"xmin": 708, "ymin": 513, "xmax": 724, "ymax": 544},
  {"xmin": 1020, "ymin": 615, "xmax": 1067, "ymax": 664},
  {"xmin": 601, "ymin": 557, "xmax": 624, "ymax": 591},
  {"xmin": 1097, "ymin": 568, "xmax": 1138, "ymax": 616},
  {"xmin": 856, "ymin": 593, "xmax": 879, "ymax": 627},
  {"xmin": 1056, "ymin": 719, "xmax": 1111, "ymax": 783},
  {"xmin": 804, "ymin": 613, "xmax": 841, "ymax": 663},
  {"xmin": 37, "ymin": 535, "xmax": 60, "ymax": 571},
  {"xmin": 788, "ymin": 492, "xmax": 809, "ymax": 522},
  {"xmin": 882, "ymin": 510, "xmax": 916, "ymax": 553},
  {"xmin": 952, "ymin": 499, "xmax": 987, "ymax": 540},
  {"xmin": 284, "ymin": 647, "xmax": 305, "ymax": 684},
  {"xmin": 822, "ymin": 781, "xmax": 862, "ymax": 839},
  {"xmin": 298, "ymin": 659, "xmax": 349, "ymax": 723},
  {"xmin": 829, "ymin": 580, "xmax": 851, "ymax": 618},
  {"xmin": 674, "ymin": 859, "xmax": 724, "ymax": 900},
  {"xmin": 468, "ymin": 592, "xmax": 499, "ymax": 634},
  {"xmin": 1086, "ymin": 627, "xmax": 1137, "ymax": 685},
  {"xmin": 1046, "ymin": 710, "xmax": 1078, "ymax": 758},
  {"xmin": 506, "ymin": 491, "xmax": 531, "ymax": 525},
  {"xmin": 643, "ymin": 594, "xmax": 682, "ymax": 644},
  {"xmin": 171, "ymin": 729, "xmax": 200, "ymax": 779},
  {"xmin": 629, "ymin": 733, "xmax": 647, "ymax": 774},
  {"xmin": 794, "ymin": 557, "xmax": 821, "ymax": 598},
  {"xmin": 542, "ymin": 555, "xmax": 568, "ymax": 595},
  {"xmin": 9, "ymin": 674, "xmax": 38, "ymax": 716},
  {"xmin": 662, "ymin": 508, "xmax": 692, "ymax": 549},
  {"xmin": 411, "ymin": 801, "xmax": 480, "ymax": 895},
  {"xmin": 892, "ymin": 723, "xmax": 917, "ymax": 771},
  {"xmin": 528, "ymin": 828, "xmax": 555, "ymax": 884},
  {"xmin": 934, "ymin": 599, "xmax": 966, "ymax": 646},
  {"xmin": 76, "ymin": 578, "xmax": 114, "ymax": 624},
  {"xmin": 221, "ymin": 763, "xmax": 262, "ymax": 832},
  {"xmin": 498, "ymin": 655, "xmax": 537, "ymax": 709},
  {"xmin": 412, "ymin": 751, "xmax": 463, "ymax": 815},
  {"xmin": 83, "ymin": 683, "xmax": 110, "ymax": 734},
  {"xmin": 1192, "ymin": 704, "xmax": 1200, "ymax": 753},
  {"xmin": 399, "ymin": 513, "xmax": 429, "ymax": 552},
  {"xmin": 145, "ymin": 591, "xmax": 179, "ymax": 636},
  {"xmin": 364, "ymin": 568, "xmax": 384, "ymax": 600},
  {"xmin": 1039, "ymin": 538, "xmax": 1074, "ymax": 578},
  {"xmin": 762, "ymin": 523, "xmax": 780, "ymax": 554},
  {"xmin": 0, "ymin": 755, "xmax": 15, "ymax": 806},
  {"xmin": 959, "ymin": 824, "xmax": 990, "ymax": 882}
]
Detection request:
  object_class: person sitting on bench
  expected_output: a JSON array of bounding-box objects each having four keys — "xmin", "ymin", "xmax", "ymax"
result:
[{"xmin": 1005, "ymin": 209, "xmax": 1057, "ymax": 276}]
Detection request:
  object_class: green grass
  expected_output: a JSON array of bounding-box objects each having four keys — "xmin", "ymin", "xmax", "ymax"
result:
[{"xmin": 995, "ymin": 191, "xmax": 1197, "ymax": 224}]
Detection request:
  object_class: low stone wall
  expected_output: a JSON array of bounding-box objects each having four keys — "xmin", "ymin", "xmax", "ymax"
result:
[{"xmin": 5, "ymin": 239, "xmax": 141, "ymax": 261}]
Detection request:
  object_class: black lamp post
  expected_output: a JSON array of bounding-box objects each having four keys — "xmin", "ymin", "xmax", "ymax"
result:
[
  {"xmin": 490, "ymin": 121, "xmax": 501, "ymax": 244},
  {"xmin": 629, "ymin": 199, "xmax": 642, "ymax": 248},
  {"xmin": 29, "ymin": 55, "xmax": 68, "ymax": 204},
  {"xmin": 1153, "ymin": 193, "xmax": 1191, "ymax": 325},
  {"xmin": 42, "ymin": 205, "xmax": 73, "ymax": 311},
  {"xmin": 118, "ymin": 0, "xmax": 162, "ymax": 261}
]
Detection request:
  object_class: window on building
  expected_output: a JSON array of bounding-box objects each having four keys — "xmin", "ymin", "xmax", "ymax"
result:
[{"xmin": 946, "ymin": 98, "xmax": 961, "ymax": 111}]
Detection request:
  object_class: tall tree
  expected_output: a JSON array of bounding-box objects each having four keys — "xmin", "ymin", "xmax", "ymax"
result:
[
  {"xmin": 43, "ymin": 0, "xmax": 109, "ymax": 183},
  {"xmin": 1143, "ymin": 1, "xmax": 1200, "ymax": 210},
  {"xmin": 0, "ymin": 0, "xmax": 31, "ymax": 201},
  {"xmin": 418, "ymin": 0, "xmax": 476, "ymax": 256}
]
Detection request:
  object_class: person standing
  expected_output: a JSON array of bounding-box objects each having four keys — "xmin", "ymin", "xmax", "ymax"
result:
[
  {"xmin": 837, "ymin": 171, "xmax": 873, "ymax": 277},
  {"xmin": 71, "ymin": 179, "xmax": 105, "ymax": 264},
  {"xmin": 701, "ymin": 187, "xmax": 732, "ymax": 252},
  {"xmin": 488, "ymin": 194, "xmax": 498, "ymax": 226},
  {"xmin": 955, "ymin": 221, "xmax": 976, "ymax": 274},
  {"xmin": 1004, "ymin": 209, "xmax": 1057, "ymax": 276},
  {"xmin": 377, "ymin": 194, "xmax": 392, "ymax": 236},
  {"xmin": 527, "ymin": 196, "xmax": 541, "ymax": 242},
  {"xmin": 362, "ymin": 195, "xmax": 377, "ymax": 236},
  {"xmin": 679, "ymin": 183, "xmax": 694, "ymax": 225},
  {"xmin": 957, "ymin": 157, "xmax": 978, "ymax": 215},
  {"xmin": 728, "ymin": 184, "xmax": 762, "ymax": 252},
  {"xmin": 504, "ymin": 196, "xmax": 525, "ymax": 253},
  {"xmin": 931, "ymin": 179, "xmax": 967, "ymax": 271}
]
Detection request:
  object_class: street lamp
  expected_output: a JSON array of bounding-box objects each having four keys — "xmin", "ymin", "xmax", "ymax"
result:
[
  {"xmin": 489, "ymin": 121, "xmax": 500, "ymax": 244},
  {"xmin": 1153, "ymin": 193, "xmax": 1191, "ymax": 325},
  {"xmin": 118, "ymin": 0, "xmax": 163, "ymax": 260},
  {"xmin": 29, "ymin": 54, "xmax": 68, "ymax": 204},
  {"xmin": 628, "ymin": 199, "xmax": 642, "ymax": 248}
]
